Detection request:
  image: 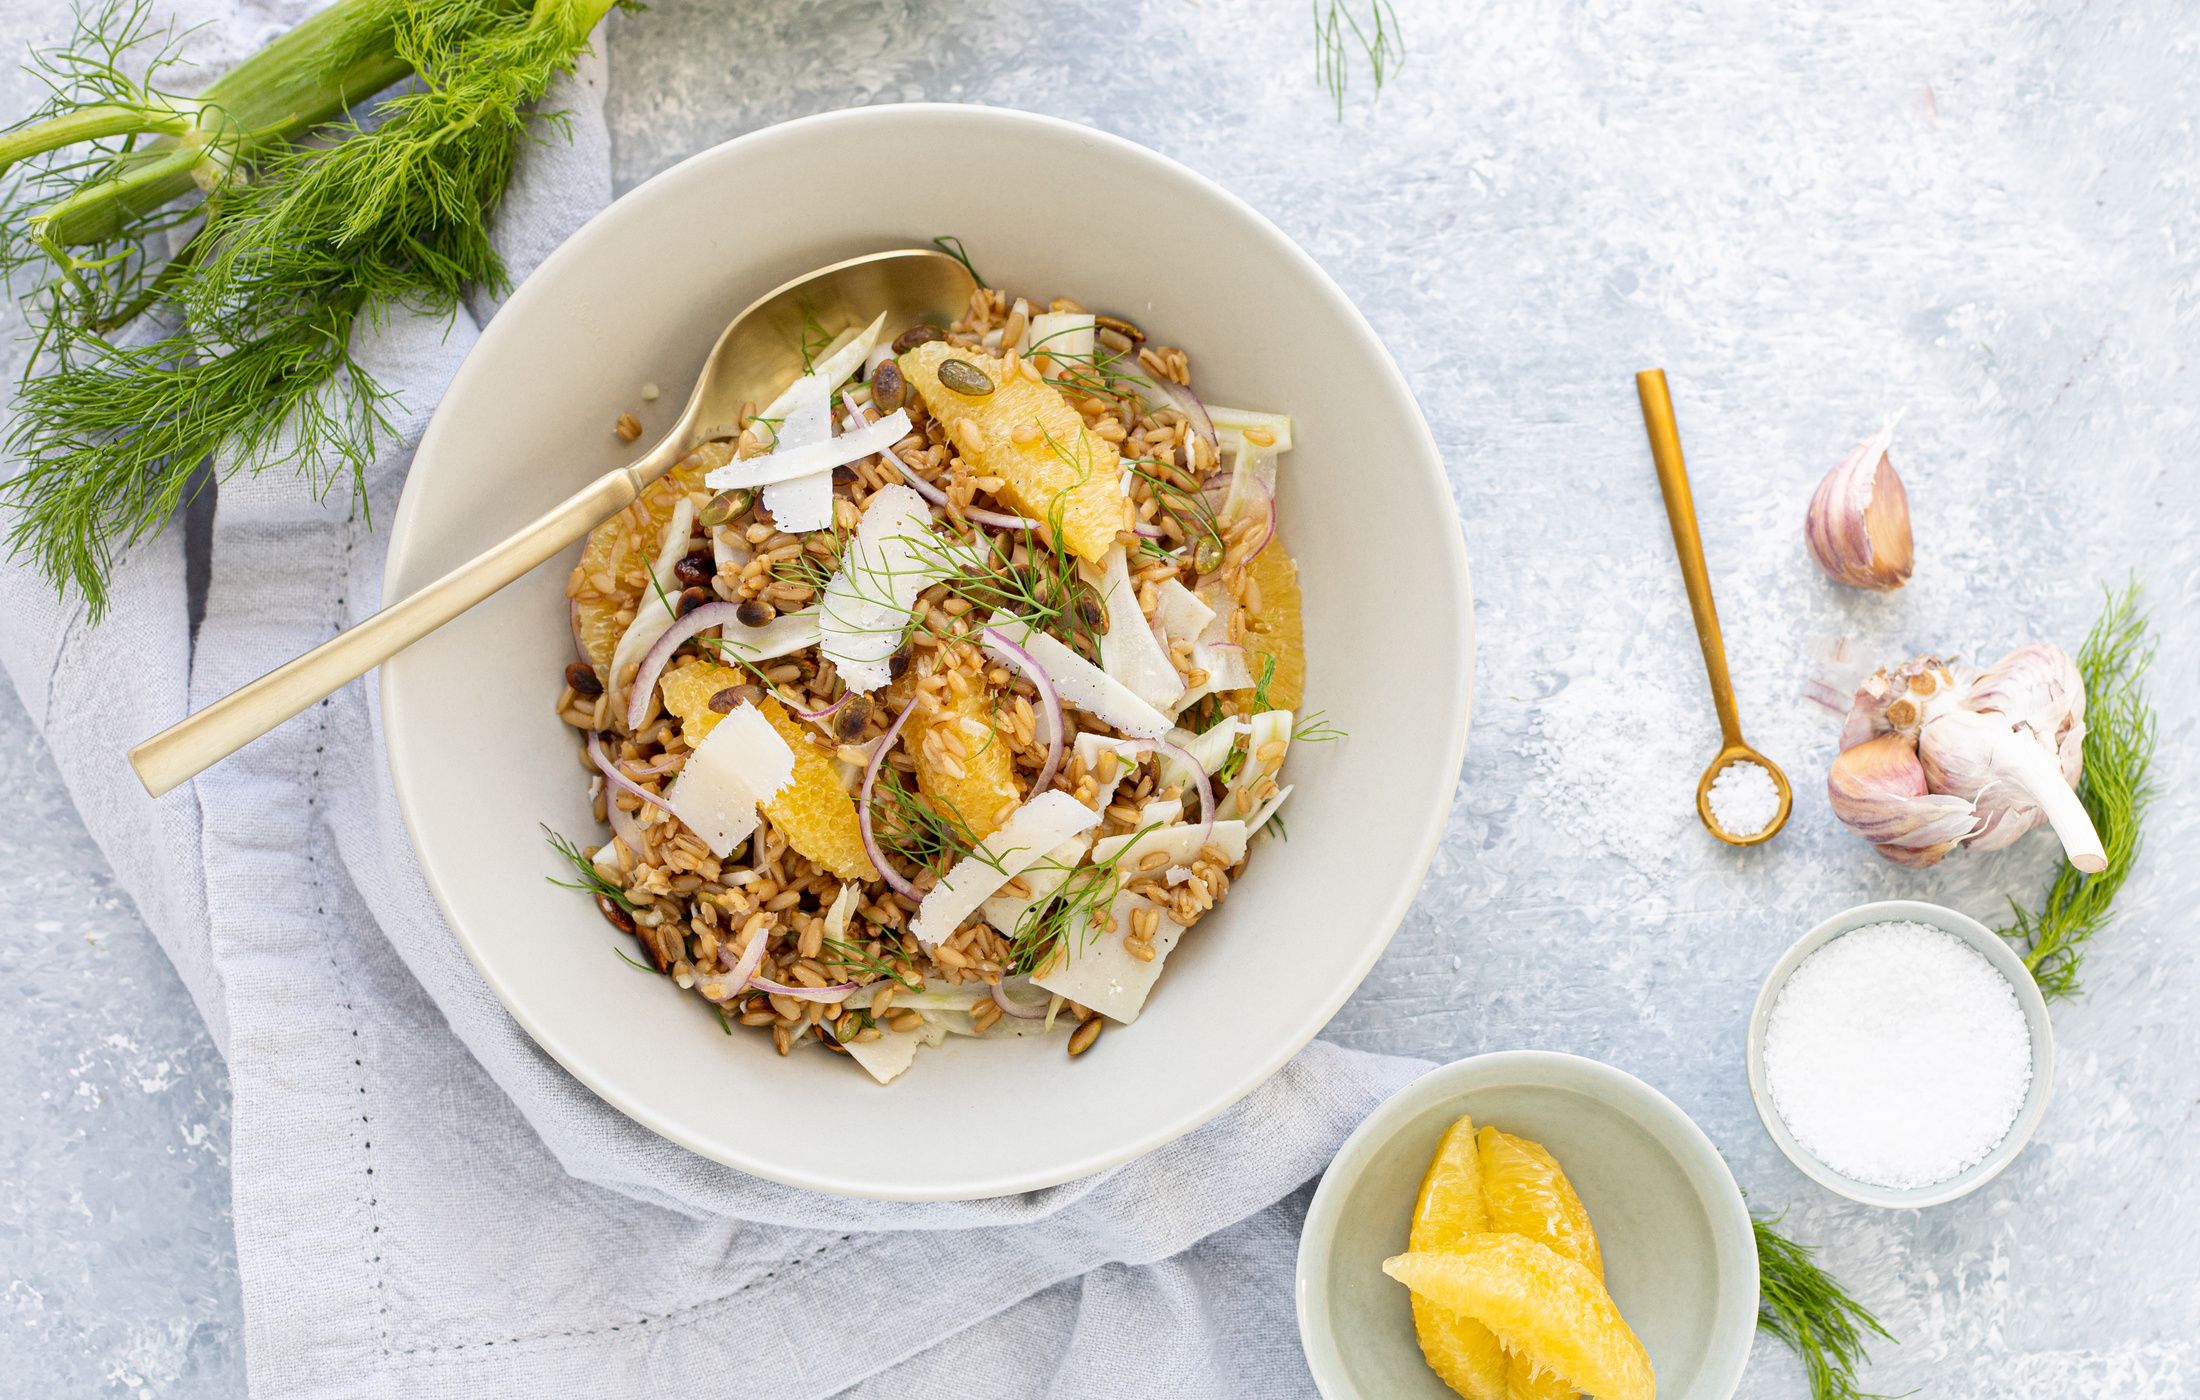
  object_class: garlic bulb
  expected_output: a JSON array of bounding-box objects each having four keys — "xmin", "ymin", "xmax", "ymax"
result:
[
  {"xmin": 1805, "ymin": 422, "xmax": 1913, "ymax": 590},
  {"xmin": 1828, "ymin": 645, "xmax": 2105, "ymax": 871}
]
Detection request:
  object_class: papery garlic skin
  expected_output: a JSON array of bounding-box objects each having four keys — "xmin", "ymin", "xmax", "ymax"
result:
[
  {"xmin": 1831, "ymin": 643, "xmax": 2104, "ymax": 872},
  {"xmin": 1805, "ymin": 423, "xmax": 1914, "ymax": 591},
  {"xmin": 1826, "ymin": 732, "xmax": 1978, "ymax": 866}
]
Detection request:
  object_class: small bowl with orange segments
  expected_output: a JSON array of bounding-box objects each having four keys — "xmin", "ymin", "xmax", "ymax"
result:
[{"xmin": 1296, "ymin": 1051, "xmax": 1758, "ymax": 1399}]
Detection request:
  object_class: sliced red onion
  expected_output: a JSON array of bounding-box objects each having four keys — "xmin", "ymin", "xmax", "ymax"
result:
[
  {"xmin": 1123, "ymin": 736, "xmax": 1215, "ymax": 845},
  {"xmin": 1242, "ymin": 474, "xmax": 1276, "ymax": 562},
  {"xmin": 858, "ymin": 695, "xmax": 925, "ymax": 900},
  {"xmin": 748, "ymin": 975, "xmax": 858, "ymax": 1004},
  {"xmin": 1150, "ymin": 375, "xmax": 1219, "ymax": 459},
  {"xmin": 588, "ymin": 731, "xmax": 678, "ymax": 819},
  {"xmin": 796, "ymin": 691, "xmax": 852, "ymax": 723},
  {"xmin": 869, "ymin": 424, "xmax": 1040, "ymax": 532},
  {"xmin": 990, "ymin": 981, "xmax": 1049, "ymax": 1020},
  {"xmin": 707, "ymin": 924, "xmax": 770, "ymax": 1002},
  {"xmin": 624, "ymin": 601, "xmax": 748, "ymax": 731},
  {"xmin": 1199, "ymin": 471, "xmax": 1233, "ymax": 515},
  {"xmin": 1131, "ymin": 521, "xmax": 1166, "ymax": 539},
  {"xmin": 979, "ymin": 626, "xmax": 1064, "ymax": 794}
]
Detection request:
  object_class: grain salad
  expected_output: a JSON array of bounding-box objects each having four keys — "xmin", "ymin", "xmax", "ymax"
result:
[{"xmin": 547, "ymin": 278, "xmax": 1317, "ymax": 1083}]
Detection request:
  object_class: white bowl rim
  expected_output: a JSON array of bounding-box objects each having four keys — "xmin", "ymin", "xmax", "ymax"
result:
[
  {"xmin": 1295, "ymin": 1049, "xmax": 1759, "ymax": 1400},
  {"xmin": 377, "ymin": 103, "xmax": 1475, "ymax": 1198},
  {"xmin": 1744, "ymin": 897, "xmax": 2056, "ymax": 1209}
]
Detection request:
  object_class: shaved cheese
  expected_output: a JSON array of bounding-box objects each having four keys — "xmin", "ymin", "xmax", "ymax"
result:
[
  {"xmin": 704, "ymin": 407, "xmax": 914, "ymax": 497},
  {"xmin": 843, "ymin": 1017, "xmax": 947, "ymax": 1085},
  {"xmin": 1096, "ymin": 546, "xmax": 1184, "ymax": 710},
  {"xmin": 1138, "ymin": 798, "xmax": 1184, "ymax": 827},
  {"xmin": 708, "ymin": 606, "xmax": 823, "ymax": 666},
  {"xmin": 1030, "ymin": 891, "xmax": 1184, "ymax": 1024},
  {"xmin": 987, "ymin": 618, "xmax": 1172, "ymax": 738},
  {"xmin": 1090, "ymin": 818, "xmax": 1249, "ymax": 872},
  {"xmin": 756, "ymin": 377, "xmax": 833, "ymax": 530},
  {"xmin": 663, "ymin": 701, "xmax": 795, "ymax": 857},
  {"xmin": 911, "ymin": 791, "xmax": 1101, "ymax": 946},
  {"xmin": 821, "ymin": 485, "xmax": 953, "ymax": 692},
  {"xmin": 708, "ymin": 312, "xmax": 888, "ymax": 532},
  {"xmin": 981, "ymin": 832, "xmax": 1094, "ymax": 937},
  {"xmin": 1153, "ymin": 579, "xmax": 1215, "ymax": 645}
]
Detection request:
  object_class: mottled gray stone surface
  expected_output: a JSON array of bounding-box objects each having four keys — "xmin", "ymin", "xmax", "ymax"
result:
[{"xmin": 4, "ymin": 0, "xmax": 2197, "ymax": 1394}]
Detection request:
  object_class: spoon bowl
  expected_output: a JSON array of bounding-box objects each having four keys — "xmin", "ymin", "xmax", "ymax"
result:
[
  {"xmin": 128, "ymin": 247, "xmax": 976, "ymax": 796},
  {"xmin": 1696, "ymin": 744, "xmax": 1793, "ymax": 846}
]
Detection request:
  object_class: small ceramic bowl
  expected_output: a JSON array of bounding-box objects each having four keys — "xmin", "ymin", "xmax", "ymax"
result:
[
  {"xmin": 1746, "ymin": 898, "xmax": 2055, "ymax": 1209},
  {"xmin": 1296, "ymin": 1051, "xmax": 1758, "ymax": 1399}
]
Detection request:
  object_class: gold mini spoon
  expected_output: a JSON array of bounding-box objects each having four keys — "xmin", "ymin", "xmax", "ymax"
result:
[
  {"xmin": 1635, "ymin": 369, "xmax": 1792, "ymax": 846},
  {"xmin": 128, "ymin": 247, "xmax": 978, "ymax": 797}
]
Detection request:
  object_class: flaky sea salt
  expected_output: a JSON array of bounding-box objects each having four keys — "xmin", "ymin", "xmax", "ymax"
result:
[
  {"xmin": 1707, "ymin": 759, "xmax": 1780, "ymax": 837},
  {"xmin": 1763, "ymin": 920, "xmax": 2031, "ymax": 1189}
]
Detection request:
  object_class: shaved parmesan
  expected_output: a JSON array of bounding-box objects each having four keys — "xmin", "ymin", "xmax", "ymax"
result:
[
  {"xmin": 980, "ymin": 832, "xmax": 1094, "ymax": 937},
  {"xmin": 1152, "ymin": 579, "xmax": 1215, "ymax": 645},
  {"xmin": 704, "ymin": 407, "xmax": 914, "ymax": 498},
  {"xmin": 756, "ymin": 377, "xmax": 834, "ymax": 531},
  {"xmin": 663, "ymin": 701, "xmax": 795, "ymax": 857},
  {"xmin": 1096, "ymin": 546, "xmax": 1184, "ymax": 710},
  {"xmin": 843, "ymin": 1017, "xmax": 947, "ymax": 1085},
  {"xmin": 987, "ymin": 619, "xmax": 1172, "ymax": 738},
  {"xmin": 1030, "ymin": 892, "xmax": 1184, "ymax": 1024},
  {"xmin": 821, "ymin": 485, "xmax": 953, "ymax": 692},
  {"xmin": 911, "ymin": 791, "xmax": 1102, "ymax": 947}
]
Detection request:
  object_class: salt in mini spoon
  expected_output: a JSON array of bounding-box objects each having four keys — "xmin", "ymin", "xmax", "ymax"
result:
[{"xmin": 1635, "ymin": 368, "xmax": 1792, "ymax": 846}]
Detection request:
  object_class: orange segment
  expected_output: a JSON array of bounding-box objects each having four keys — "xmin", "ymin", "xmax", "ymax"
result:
[
  {"xmin": 755, "ymin": 696, "xmax": 879, "ymax": 882},
  {"xmin": 1383, "ymin": 1238, "xmax": 1655, "ymax": 1400},
  {"xmin": 658, "ymin": 661, "xmax": 878, "ymax": 881},
  {"xmin": 1409, "ymin": 1115, "xmax": 1507, "ymax": 1400},
  {"xmin": 906, "ymin": 686, "xmax": 1021, "ymax": 843},
  {"xmin": 900, "ymin": 341, "xmax": 1123, "ymax": 562},
  {"xmin": 572, "ymin": 447, "xmax": 719, "ymax": 674},
  {"xmin": 1477, "ymin": 1128, "xmax": 1605, "ymax": 1282},
  {"xmin": 1234, "ymin": 542, "xmax": 1304, "ymax": 713}
]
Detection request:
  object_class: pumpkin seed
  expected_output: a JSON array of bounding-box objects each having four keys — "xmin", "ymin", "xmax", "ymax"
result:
[
  {"xmin": 891, "ymin": 325, "xmax": 945, "ymax": 354},
  {"xmin": 1194, "ymin": 534, "xmax": 1225, "ymax": 573},
  {"xmin": 735, "ymin": 598, "xmax": 777, "ymax": 627},
  {"xmin": 870, "ymin": 359, "xmax": 905, "ymax": 412},
  {"xmin": 564, "ymin": 661, "xmax": 603, "ymax": 697},
  {"xmin": 709, "ymin": 684, "xmax": 763, "ymax": 713},
  {"xmin": 700, "ymin": 487, "xmax": 752, "ymax": 528},
  {"xmin": 675, "ymin": 586, "xmax": 712, "ymax": 617},
  {"xmin": 1094, "ymin": 313, "xmax": 1145, "ymax": 344},
  {"xmin": 832, "ymin": 693, "xmax": 875, "ymax": 742},
  {"xmin": 936, "ymin": 357, "xmax": 995, "ymax": 397}
]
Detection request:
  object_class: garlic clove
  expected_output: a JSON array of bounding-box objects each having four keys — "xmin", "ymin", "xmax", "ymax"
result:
[
  {"xmin": 1826, "ymin": 732, "xmax": 1978, "ymax": 866},
  {"xmin": 1805, "ymin": 422, "xmax": 1914, "ymax": 591}
]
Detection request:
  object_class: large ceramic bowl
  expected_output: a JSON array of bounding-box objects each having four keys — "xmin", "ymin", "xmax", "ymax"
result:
[
  {"xmin": 381, "ymin": 105, "xmax": 1472, "ymax": 1199},
  {"xmin": 1298, "ymin": 1053, "xmax": 1758, "ymax": 1398}
]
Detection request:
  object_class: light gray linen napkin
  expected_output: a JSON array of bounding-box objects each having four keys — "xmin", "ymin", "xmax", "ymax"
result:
[{"xmin": 0, "ymin": 8, "xmax": 1428, "ymax": 1395}]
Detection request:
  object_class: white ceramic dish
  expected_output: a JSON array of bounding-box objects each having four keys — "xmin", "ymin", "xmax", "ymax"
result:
[
  {"xmin": 1297, "ymin": 1051, "xmax": 1758, "ymax": 1399},
  {"xmin": 380, "ymin": 105, "xmax": 1472, "ymax": 1200},
  {"xmin": 1745, "ymin": 897, "xmax": 2055, "ymax": 1209}
]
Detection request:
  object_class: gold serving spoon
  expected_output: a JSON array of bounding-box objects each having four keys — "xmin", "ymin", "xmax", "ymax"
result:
[
  {"xmin": 1635, "ymin": 369, "xmax": 1792, "ymax": 846},
  {"xmin": 129, "ymin": 247, "xmax": 978, "ymax": 797}
]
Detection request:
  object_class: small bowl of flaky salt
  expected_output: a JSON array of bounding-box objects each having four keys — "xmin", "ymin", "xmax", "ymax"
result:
[{"xmin": 1746, "ymin": 898, "xmax": 2054, "ymax": 1208}]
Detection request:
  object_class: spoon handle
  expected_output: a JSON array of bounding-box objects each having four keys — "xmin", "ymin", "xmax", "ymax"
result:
[
  {"xmin": 127, "ymin": 438, "xmax": 686, "ymax": 798},
  {"xmin": 1635, "ymin": 369, "xmax": 1744, "ymax": 749}
]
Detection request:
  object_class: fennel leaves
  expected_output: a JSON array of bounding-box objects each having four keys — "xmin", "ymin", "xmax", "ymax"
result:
[{"xmin": 0, "ymin": 0, "xmax": 620, "ymax": 618}]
